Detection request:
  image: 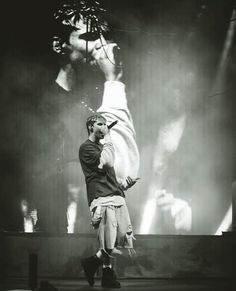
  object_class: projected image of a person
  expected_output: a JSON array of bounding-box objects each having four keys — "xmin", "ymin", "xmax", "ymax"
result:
[
  {"xmin": 79, "ymin": 114, "xmax": 137, "ymax": 288},
  {"xmin": 53, "ymin": 1, "xmax": 139, "ymax": 180},
  {"xmin": 139, "ymin": 79, "xmax": 193, "ymax": 234},
  {"xmin": 31, "ymin": 1, "xmax": 139, "ymax": 233}
]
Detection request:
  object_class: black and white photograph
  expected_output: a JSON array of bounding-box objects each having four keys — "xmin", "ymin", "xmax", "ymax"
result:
[{"xmin": 0, "ymin": 0, "xmax": 236, "ymax": 290}]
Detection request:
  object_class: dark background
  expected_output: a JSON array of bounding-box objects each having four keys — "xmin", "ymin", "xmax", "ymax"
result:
[{"xmin": 0, "ymin": 0, "xmax": 235, "ymax": 234}]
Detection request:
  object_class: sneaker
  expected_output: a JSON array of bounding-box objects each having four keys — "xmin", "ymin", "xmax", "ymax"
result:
[
  {"xmin": 81, "ymin": 255, "xmax": 102, "ymax": 286},
  {"xmin": 101, "ymin": 267, "xmax": 121, "ymax": 288}
]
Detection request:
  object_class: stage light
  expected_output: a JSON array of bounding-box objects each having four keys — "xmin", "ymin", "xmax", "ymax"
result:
[
  {"xmin": 210, "ymin": 8, "xmax": 236, "ymax": 94},
  {"xmin": 215, "ymin": 204, "xmax": 232, "ymax": 235},
  {"xmin": 140, "ymin": 198, "xmax": 157, "ymax": 234}
]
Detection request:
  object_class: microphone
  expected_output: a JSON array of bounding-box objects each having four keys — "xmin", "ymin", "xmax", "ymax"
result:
[{"xmin": 108, "ymin": 120, "xmax": 118, "ymax": 129}]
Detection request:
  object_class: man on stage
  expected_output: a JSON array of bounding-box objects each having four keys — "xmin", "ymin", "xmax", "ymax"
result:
[{"xmin": 79, "ymin": 114, "xmax": 137, "ymax": 288}]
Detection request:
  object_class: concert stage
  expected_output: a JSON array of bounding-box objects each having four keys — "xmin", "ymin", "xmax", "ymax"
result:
[
  {"xmin": 1, "ymin": 232, "xmax": 236, "ymax": 290},
  {"xmin": 2, "ymin": 278, "xmax": 236, "ymax": 291}
]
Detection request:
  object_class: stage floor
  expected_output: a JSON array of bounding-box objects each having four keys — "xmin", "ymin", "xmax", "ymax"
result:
[{"xmin": 1, "ymin": 278, "xmax": 236, "ymax": 291}]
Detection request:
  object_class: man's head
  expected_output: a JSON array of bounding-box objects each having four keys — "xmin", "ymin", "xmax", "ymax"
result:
[
  {"xmin": 86, "ymin": 114, "xmax": 107, "ymax": 140},
  {"xmin": 53, "ymin": 0, "xmax": 109, "ymax": 63}
]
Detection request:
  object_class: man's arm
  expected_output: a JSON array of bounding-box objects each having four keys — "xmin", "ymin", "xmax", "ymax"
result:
[
  {"xmin": 79, "ymin": 143, "xmax": 101, "ymax": 168},
  {"xmin": 79, "ymin": 134, "xmax": 115, "ymax": 172},
  {"xmin": 94, "ymin": 40, "xmax": 140, "ymax": 182},
  {"xmin": 119, "ymin": 176, "xmax": 140, "ymax": 191},
  {"xmin": 98, "ymin": 133, "xmax": 115, "ymax": 170}
]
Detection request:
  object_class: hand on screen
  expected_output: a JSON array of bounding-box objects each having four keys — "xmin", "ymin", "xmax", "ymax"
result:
[{"xmin": 156, "ymin": 189, "xmax": 192, "ymax": 232}]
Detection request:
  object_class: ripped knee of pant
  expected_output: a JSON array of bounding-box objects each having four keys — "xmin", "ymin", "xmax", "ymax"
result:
[
  {"xmin": 91, "ymin": 206, "xmax": 103, "ymax": 229},
  {"xmin": 125, "ymin": 230, "xmax": 136, "ymax": 248},
  {"xmin": 125, "ymin": 225, "xmax": 133, "ymax": 237},
  {"xmin": 91, "ymin": 217, "xmax": 102, "ymax": 229}
]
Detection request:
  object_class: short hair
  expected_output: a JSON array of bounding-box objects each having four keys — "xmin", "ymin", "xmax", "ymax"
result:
[
  {"xmin": 53, "ymin": 0, "xmax": 109, "ymax": 52},
  {"xmin": 86, "ymin": 114, "xmax": 106, "ymax": 134}
]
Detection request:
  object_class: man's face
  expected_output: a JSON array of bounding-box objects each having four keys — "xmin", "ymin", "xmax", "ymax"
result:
[
  {"xmin": 92, "ymin": 118, "xmax": 107, "ymax": 140},
  {"xmin": 68, "ymin": 16, "xmax": 101, "ymax": 62}
]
